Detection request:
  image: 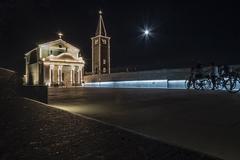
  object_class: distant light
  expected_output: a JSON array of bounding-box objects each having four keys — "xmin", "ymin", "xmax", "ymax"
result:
[
  {"xmin": 138, "ymin": 24, "xmax": 155, "ymax": 42},
  {"xmin": 140, "ymin": 26, "xmax": 152, "ymax": 39},
  {"xmin": 144, "ymin": 30, "xmax": 150, "ymax": 36}
]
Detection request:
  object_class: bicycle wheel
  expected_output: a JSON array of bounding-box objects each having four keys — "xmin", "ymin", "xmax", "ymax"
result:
[
  {"xmin": 193, "ymin": 80, "xmax": 201, "ymax": 90},
  {"xmin": 235, "ymin": 78, "xmax": 240, "ymax": 93},
  {"xmin": 225, "ymin": 78, "xmax": 239, "ymax": 93},
  {"xmin": 202, "ymin": 79, "xmax": 212, "ymax": 90},
  {"xmin": 230, "ymin": 79, "xmax": 240, "ymax": 93},
  {"xmin": 215, "ymin": 78, "xmax": 224, "ymax": 90}
]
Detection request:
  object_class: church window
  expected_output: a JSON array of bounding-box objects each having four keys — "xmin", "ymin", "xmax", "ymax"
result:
[
  {"xmin": 103, "ymin": 67, "xmax": 106, "ymax": 73},
  {"xmin": 94, "ymin": 39, "xmax": 99, "ymax": 45},
  {"xmin": 59, "ymin": 45, "xmax": 62, "ymax": 48}
]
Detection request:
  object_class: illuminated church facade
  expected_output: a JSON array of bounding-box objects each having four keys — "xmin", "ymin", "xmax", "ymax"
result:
[
  {"xmin": 24, "ymin": 38, "xmax": 85, "ymax": 86},
  {"xmin": 24, "ymin": 11, "xmax": 110, "ymax": 86}
]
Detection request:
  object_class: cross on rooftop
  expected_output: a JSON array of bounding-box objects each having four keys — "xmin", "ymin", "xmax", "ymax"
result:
[{"xmin": 58, "ymin": 32, "xmax": 63, "ymax": 39}]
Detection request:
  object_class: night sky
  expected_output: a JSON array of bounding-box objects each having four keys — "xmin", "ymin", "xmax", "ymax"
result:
[{"xmin": 0, "ymin": 0, "xmax": 239, "ymax": 74}]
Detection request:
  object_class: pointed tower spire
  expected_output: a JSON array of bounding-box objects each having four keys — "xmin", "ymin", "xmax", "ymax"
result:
[{"xmin": 96, "ymin": 10, "xmax": 107, "ymax": 36}]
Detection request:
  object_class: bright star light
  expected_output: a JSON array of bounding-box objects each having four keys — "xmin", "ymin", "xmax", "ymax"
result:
[
  {"xmin": 140, "ymin": 26, "xmax": 153, "ymax": 39},
  {"xmin": 144, "ymin": 30, "xmax": 150, "ymax": 36},
  {"xmin": 137, "ymin": 24, "xmax": 155, "ymax": 42}
]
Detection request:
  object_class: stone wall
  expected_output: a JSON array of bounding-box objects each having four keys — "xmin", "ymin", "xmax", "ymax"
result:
[
  {"xmin": 84, "ymin": 68, "xmax": 190, "ymax": 83},
  {"xmin": 28, "ymin": 63, "xmax": 39, "ymax": 85},
  {"xmin": 84, "ymin": 65, "xmax": 240, "ymax": 83},
  {"xmin": 0, "ymin": 68, "xmax": 15, "ymax": 81},
  {"xmin": 0, "ymin": 68, "xmax": 21, "ymax": 100}
]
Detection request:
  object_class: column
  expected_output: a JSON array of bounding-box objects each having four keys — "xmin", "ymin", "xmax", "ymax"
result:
[
  {"xmin": 70, "ymin": 66, "xmax": 75, "ymax": 85},
  {"xmin": 58, "ymin": 65, "xmax": 63, "ymax": 85},
  {"xmin": 49, "ymin": 64, "xmax": 54, "ymax": 86},
  {"xmin": 25, "ymin": 57, "xmax": 28, "ymax": 84},
  {"xmin": 81, "ymin": 67, "xmax": 83, "ymax": 85},
  {"xmin": 43, "ymin": 63, "xmax": 45, "ymax": 85},
  {"xmin": 77, "ymin": 68, "xmax": 81, "ymax": 85},
  {"xmin": 60, "ymin": 66, "xmax": 63, "ymax": 82}
]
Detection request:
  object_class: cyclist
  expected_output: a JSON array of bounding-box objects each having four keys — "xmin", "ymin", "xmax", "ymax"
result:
[
  {"xmin": 218, "ymin": 65, "xmax": 225, "ymax": 77},
  {"xmin": 194, "ymin": 63, "xmax": 204, "ymax": 80},
  {"xmin": 223, "ymin": 65, "xmax": 230, "ymax": 77},
  {"xmin": 209, "ymin": 62, "xmax": 219, "ymax": 90},
  {"xmin": 229, "ymin": 66, "xmax": 235, "ymax": 76},
  {"xmin": 187, "ymin": 67, "xmax": 195, "ymax": 89}
]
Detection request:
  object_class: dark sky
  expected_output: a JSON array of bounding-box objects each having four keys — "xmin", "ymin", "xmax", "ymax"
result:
[{"xmin": 0, "ymin": 0, "xmax": 240, "ymax": 74}]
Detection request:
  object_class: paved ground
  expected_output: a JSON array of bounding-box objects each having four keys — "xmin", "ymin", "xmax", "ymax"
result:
[
  {"xmin": 0, "ymin": 98, "xmax": 220, "ymax": 160},
  {"xmin": 49, "ymin": 88, "xmax": 240, "ymax": 160}
]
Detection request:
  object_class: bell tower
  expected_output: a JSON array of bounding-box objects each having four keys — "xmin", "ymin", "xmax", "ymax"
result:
[{"xmin": 91, "ymin": 10, "xmax": 111, "ymax": 74}]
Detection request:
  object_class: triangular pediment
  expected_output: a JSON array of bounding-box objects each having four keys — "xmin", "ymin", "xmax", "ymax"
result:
[
  {"xmin": 45, "ymin": 53, "xmax": 76, "ymax": 61},
  {"xmin": 39, "ymin": 39, "xmax": 80, "ymax": 51},
  {"xmin": 55, "ymin": 53, "xmax": 76, "ymax": 60},
  {"xmin": 44, "ymin": 52, "xmax": 84, "ymax": 64}
]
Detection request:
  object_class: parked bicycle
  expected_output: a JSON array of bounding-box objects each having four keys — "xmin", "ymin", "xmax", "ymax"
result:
[
  {"xmin": 193, "ymin": 78, "xmax": 212, "ymax": 90},
  {"xmin": 186, "ymin": 70, "xmax": 240, "ymax": 93},
  {"xmin": 185, "ymin": 77, "xmax": 212, "ymax": 90}
]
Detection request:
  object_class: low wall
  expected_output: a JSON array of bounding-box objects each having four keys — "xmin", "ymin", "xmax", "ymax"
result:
[
  {"xmin": 84, "ymin": 80, "xmax": 186, "ymax": 89},
  {"xmin": 21, "ymin": 86, "xmax": 48, "ymax": 103},
  {"xmin": 84, "ymin": 65, "xmax": 240, "ymax": 84},
  {"xmin": 84, "ymin": 68, "xmax": 190, "ymax": 83},
  {"xmin": 0, "ymin": 67, "xmax": 16, "ymax": 81},
  {"xmin": 0, "ymin": 68, "xmax": 24, "ymax": 100}
]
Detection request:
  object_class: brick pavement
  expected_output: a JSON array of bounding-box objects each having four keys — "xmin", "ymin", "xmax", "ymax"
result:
[{"xmin": 0, "ymin": 98, "xmax": 222, "ymax": 160}]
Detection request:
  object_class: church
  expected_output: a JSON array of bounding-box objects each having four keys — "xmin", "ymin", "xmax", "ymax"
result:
[{"xmin": 24, "ymin": 11, "xmax": 111, "ymax": 87}]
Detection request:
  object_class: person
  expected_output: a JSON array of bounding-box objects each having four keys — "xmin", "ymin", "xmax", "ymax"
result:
[
  {"xmin": 221, "ymin": 65, "xmax": 230, "ymax": 77},
  {"xmin": 229, "ymin": 66, "xmax": 234, "ymax": 76},
  {"xmin": 209, "ymin": 62, "xmax": 219, "ymax": 90},
  {"xmin": 218, "ymin": 65, "xmax": 225, "ymax": 77},
  {"xmin": 187, "ymin": 67, "xmax": 195, "ymax": 89},
  {"xmin": 228, "ymin": 66, "xmax": 238, "ymax": 78},
  {"xmin": 194, "ymin": 63, "xmax": 204, "ymax": 80}
]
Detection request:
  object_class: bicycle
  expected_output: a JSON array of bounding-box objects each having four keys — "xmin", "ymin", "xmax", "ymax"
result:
[{"xmin": 193, "ymin": 78, "xmax": 212, "ymax": 90}]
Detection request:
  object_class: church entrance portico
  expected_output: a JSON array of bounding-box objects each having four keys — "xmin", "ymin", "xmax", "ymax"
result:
[
  {"xmin": 45, "ymin": 63, "xmax": 83, "ymax": 87},
  {"xmin": 43, "ymin": 52, "xmax": 84, "ymax": 87}
]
